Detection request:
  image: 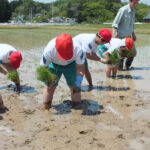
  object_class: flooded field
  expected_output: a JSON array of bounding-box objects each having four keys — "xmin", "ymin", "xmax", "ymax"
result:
[{"xmin": 0, "ymin": 26, "xmax": 150, "ymax": 150}]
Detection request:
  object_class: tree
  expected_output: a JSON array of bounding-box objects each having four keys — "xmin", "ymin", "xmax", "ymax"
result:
[{"xmin": 0, "ymin": 0, "xmax": 11, "ymax": 22}]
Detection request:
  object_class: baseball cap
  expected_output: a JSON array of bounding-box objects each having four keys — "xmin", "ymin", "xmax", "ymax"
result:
[
  {"xmin": 56, "ymin": 33, "xmax": 73, "ymax": 61},
  {"xmin": 119, "ymin": 38, "xmax": 134, "ymax": 50},
  {"xmin": 97, "ymin": 29, "xmax": 112, "ymax": 43},
  {"xmin": 9, "ymin": 51, "xmax": 22, "ymax": 69}
]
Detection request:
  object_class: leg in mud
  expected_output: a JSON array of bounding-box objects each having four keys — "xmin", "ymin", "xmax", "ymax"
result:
[
  {"xmin": 70, "ymin": 86, "xmax": 81, "ymax": 109},
  {"xmin": 43, "ymin": 85, "xmax": 57, "ymax": 110},
  {"xmin": 106, "ymin": 64, "xmax": 112, "ymax": 78},
  {"xmin": 0, "ymin": 94, "xmax": 7, "ymax": 110},
  {"xmin": 112, "ymin": 64, "xmax": 118, "ymax": 78}
]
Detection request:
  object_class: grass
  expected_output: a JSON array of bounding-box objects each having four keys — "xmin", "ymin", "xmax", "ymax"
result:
[
  {"xmin": 0, "ymin": 23, "xmax": 149, "ymax": 50},
  {"xmin": 0, "ymin": 23, "xmax": 149, "ymax": 34},
  {"xmin": 36, "ymin": 66, "xmax": 56, "ymax": 86}
]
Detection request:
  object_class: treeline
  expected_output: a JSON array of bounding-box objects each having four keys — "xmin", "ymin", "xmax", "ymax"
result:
[{"xmin": 0, "ymin": 0, "xmax": 150, "ymax": 23}]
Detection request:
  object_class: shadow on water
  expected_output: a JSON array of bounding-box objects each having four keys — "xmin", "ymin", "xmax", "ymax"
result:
[
  {"xmin": 81, "ymin": 85, "xmax": 130, "ymax": 92},
  {"xmin": 0, "ymin": 116, "xmax": 3, "ymax": 120},
  {"xmin": 0, "ymin": 107, "xmax": 8, "ymax": 114},
  {"xmin": 52, "ymin": 99, "xmax": 103, "ymax": 116},
  {"xmin": 128, "ymin": 67, "xmax": 150, "ymax": 71},
  {"xmin": 0, "ymin": 84, "xmax": 37, "ymax": 94},
  {"xmin": 116, "ymin": 75, "xmax": 144, "ymax": 80}
]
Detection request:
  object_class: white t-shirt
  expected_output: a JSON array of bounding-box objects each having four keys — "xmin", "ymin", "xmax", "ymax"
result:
[
  {"xmin": 0, "ymin": 44, "xmax": 16, "ymax": 63},
  {"xmin": 73, "ymin": 34, "xmax": 97, "ymax": 54},
  {"xmin": 104, "ymin": 38, "xmax": 121, "ymax": 54},
  {"xmin": 40, "ymin": 38, "xmax": 85, "ymax": 67}
]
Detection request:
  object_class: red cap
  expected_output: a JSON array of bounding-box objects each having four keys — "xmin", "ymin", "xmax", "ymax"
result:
[
  {"xmin": 99, "ymin": 29, "xmax": 112, "ymax": 43},
  {"xmin": 125, "ymin": 38, "xmax": 134, "ymax": 50},
  {"xmin": 56, "ymin": 33, "xmax": 73, "ymax": 61},
  {"xmin": 9, "ymin": 51, "xmax": 22, "ymax": 69}
]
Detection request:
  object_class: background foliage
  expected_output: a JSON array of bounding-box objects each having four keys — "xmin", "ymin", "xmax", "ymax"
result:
[{"xmin": 0, "ymin": 0, "xmax": 150, "ymax": 23}]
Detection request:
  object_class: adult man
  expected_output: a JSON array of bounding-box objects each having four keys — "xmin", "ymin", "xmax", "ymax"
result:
[
  {"xmin": 112, "ymin": 0, "xmax": 138, "ymax": 70},
  {"xmin": 0, "ymin": 44, "xmax": 22, "ymax": 91},
  {"xmin": 73, "ymin": 29, "xmax": 112, "ymax": 86},
  {"xmin": 40, "ymin": 33, "xmax": 85, "ymax": 110}
]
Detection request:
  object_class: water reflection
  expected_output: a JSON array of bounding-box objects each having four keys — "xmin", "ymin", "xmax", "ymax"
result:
[
  {"xmin": 128, "ymin": 67, "xmax": 150, "ymax": 71},
  {"xmin": 52, "ymin": 99, "xmax": 103, "ymax": 116},
  {"xmin": 117, "ymin": 74, "xmax": 143, "ymax": 80},
  {"xmin": 81, "ymin": 85, "xmax": 130, "ymax": 92}
]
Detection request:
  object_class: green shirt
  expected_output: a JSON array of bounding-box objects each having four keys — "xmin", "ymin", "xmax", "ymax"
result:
[{"xmin": 112, "ymin": 4, "xmax": 135, "ymax": 38}]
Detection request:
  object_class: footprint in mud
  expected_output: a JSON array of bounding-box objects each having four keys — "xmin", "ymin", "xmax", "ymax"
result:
[
  {"xmin": 79, "ymin": 129, "xmax": 92, "ymax": 134},
  {"xmin": 2, "ymin": 84, "xmax": 37, "ymax": 94},
  {"xmin": 117, "ymin": 134, "xmax": 125, "ymax": 139},
  {"xmin": 119, "ymin": 95, "xmax": 124, "ymax": 100},
  {"xmin": 97, "ymin": 143, "xmax": 105, "ymax": 148},
  {"xmin": 52, "ymin": 99, "xmax": 103, "ymax": 116}
]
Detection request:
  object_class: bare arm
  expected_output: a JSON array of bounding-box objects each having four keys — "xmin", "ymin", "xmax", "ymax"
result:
[
  {"xmin": 77, "ymin": 64, "xmax": 84, "ymax": 76},
  {"xmin": 112, "ymin": 27, "xmax": 118, "ymax": 38},
  {"xmin": 0, "ymin": 66, "xmax": 7, "ymax": 75},
  {"xmin": 103, "ymin": 51, "xmax": 110, "ymax": 59},
  {"xmin": 132, "ymin": 31, "xmax": 136, "ymax": 41},
  {"xmin": 86, "ymin": 52, "xmax": 101, "ymax": 61}
]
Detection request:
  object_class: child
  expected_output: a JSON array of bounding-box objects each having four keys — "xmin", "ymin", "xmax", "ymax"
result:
[
  {"xmin": 73, "ymin": 29, "xmax": 112, "ymax": 86},
  {"xmin": 0, "ymin": 44, "xmax": 22, "ymax": 91},
  {"xmin": 98, "ymin": 38, "xmax": 134, "ymax": 78}
]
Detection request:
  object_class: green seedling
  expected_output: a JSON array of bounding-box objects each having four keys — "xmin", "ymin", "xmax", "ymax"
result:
[
  {"xmin": 36, "ymin": 66, "xmax": 56, "ymax": 86},
  {"xmin": 109, "ymin": 50, "xmax": 120, "ymax": 64},
  {"xmin": 121, "ymin": 50, "xmax": 132, "ymax": 57},
  {"xmin": 7, "ymin": 71, "xmax": 19, "ymax": 82}
]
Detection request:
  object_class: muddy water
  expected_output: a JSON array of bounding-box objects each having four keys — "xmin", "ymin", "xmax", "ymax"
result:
[{"xmin": 0, "ymin": 29, "xmax": 150, "ymax": 150}]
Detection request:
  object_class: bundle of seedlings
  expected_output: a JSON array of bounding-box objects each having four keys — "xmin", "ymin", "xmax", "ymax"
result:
[
  {"xmin": 36, "ymin": 66, "xmax": 56, "ymax": 86},
  {"xmin": 7, "ymin": 71, "xmax": 19, "ymax": 82},
  {"xmin": 120, "ymin": 50, "xmax": 132, "ymax": 57},
  {"xmin": 109, "ymin": 50, "xmax": 120, "ymax": 64}
]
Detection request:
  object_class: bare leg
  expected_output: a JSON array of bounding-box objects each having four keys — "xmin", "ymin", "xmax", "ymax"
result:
[
  {"xmin": 106, "ymin": 65, "xmax": 112, "ymax": 78},
  {"xmin": 70, "ymin": 86, "xmax": 81, "ymax": 108},
  {"xmin": 112, "ymin": 64, "xmax": 118, "ymax": 77},
  {"xmin": 43, "ymin": 86, "xmax": 57, "ymax": 110},
  {"xmin": 0, "ymin": 94, "xmax": 6, "ymax": 110},
  {"xmin": 85, "ymin": 68, "xmax": 93, "ymax": 86}
]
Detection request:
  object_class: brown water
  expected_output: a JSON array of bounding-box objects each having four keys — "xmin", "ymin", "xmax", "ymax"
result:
[{"xmin": 0, "ymin": 28, "xmax": 150, "ymax": 150}]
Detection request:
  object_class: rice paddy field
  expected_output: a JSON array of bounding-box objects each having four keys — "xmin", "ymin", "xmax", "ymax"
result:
[{"xmin": 0, "ymin": 23, "xmax": 150, "ymax": 150}]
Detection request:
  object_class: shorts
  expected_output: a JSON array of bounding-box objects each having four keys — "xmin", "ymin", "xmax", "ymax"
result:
[
  {"xmin": 84, "ymin": 58, "xmax": 88, "ymax": 69},
  {"xmin": 48, "ymin": 61, "xmax": 76, "ymax": 86}
]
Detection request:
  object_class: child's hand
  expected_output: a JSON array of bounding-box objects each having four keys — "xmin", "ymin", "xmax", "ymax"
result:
[{"xmin": 101, "ymin": 58, "xmax": 108, "ymax": 64}]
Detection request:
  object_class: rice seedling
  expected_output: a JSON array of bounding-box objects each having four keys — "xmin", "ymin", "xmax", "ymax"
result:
[
  {"xmin": 36, "ymin": 66, "xmax": 56, "ymax": 86},
  {"xmin": 109, "ymin": 50, "xmax": 120, "ymax": 64},
  {"xmin": 7, "ymin": 71, "xmax": 19, "ymax": 82}
]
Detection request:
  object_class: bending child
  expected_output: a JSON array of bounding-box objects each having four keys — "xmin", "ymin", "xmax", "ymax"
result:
[{"xmin": 98, "ymin": 38, "xmax": 134, "ymax": 78}]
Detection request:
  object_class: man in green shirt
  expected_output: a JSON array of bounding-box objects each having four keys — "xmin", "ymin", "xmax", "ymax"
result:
[{"xmin": 112, "ymin": 0, "xmax": 139, "ymax": 70}]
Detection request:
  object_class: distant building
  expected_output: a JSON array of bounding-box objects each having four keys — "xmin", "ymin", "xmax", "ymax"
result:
[
  {"xmin": 65, "ymin": 18, "xmax": 76, "ymax": 24},
  {"xmin": 144, "ymin": 12, "xmax": 150, "ymax": 23},
  {"xmin": 49, "ymin": 17, "xmax": 64, "ymax": 23},
  {"xmin": 35, "ymin": 13, "xmax": 42, "ymax": 18}
]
